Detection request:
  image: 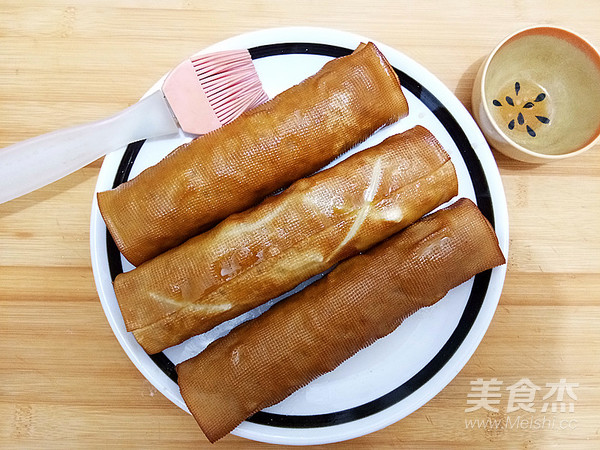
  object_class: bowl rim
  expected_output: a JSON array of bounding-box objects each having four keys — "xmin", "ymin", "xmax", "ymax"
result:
[{"xmin": 479, "ymin": 24, "xmax": 600, "ymax": 160}]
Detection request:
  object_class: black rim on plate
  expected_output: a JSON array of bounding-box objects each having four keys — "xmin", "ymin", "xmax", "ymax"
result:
[{"xmin": 105, "ymin": 43, "xmax": 495, "ymax": 429}]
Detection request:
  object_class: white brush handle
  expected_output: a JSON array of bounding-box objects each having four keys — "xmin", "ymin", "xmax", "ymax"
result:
[{"xmin": 0, "ymin": 90, "xmax": 180, "ymax": 204}]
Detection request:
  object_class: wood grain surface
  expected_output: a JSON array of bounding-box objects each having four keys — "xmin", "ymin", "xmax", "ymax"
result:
[{"xmin": 1, "ymin": 1, "xmax": 599, "ymax": 448}]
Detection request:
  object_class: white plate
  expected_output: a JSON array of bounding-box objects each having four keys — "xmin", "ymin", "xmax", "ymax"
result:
[{"xmin": 90, "ymin": 27, "xmax": 509, "ymax": 445}]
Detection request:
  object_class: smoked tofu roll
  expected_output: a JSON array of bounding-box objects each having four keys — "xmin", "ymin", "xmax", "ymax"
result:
[
  {"xmin": 176, "ymin": 198, "xmax": 506, "ymax": 443},
  {"xmin": 97, "ymin": 42, "xmax": 409, "ymax": 266},
  {"xmin": 115, "ymin": 126, "xmax": 458, "ymax": 354}
]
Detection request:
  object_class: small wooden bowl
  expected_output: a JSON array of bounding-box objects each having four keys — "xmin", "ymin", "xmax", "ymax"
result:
[{"xmin": 472, "ymin": 26, "xmax": 600, "ymax": 163}]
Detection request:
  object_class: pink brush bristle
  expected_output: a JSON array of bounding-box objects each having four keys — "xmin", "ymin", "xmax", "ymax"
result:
[
  {"xmin": 191, "ymin": 51, "xmax": 269, "ymax": 125},
  {"xmin": 162, "ymin": 49, "xmax": 268, "ymax": 135}
]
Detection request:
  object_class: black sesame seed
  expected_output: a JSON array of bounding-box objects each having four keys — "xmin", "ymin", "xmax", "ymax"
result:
[
  {"xmin": 506, "ymin": 96, "xmax": 514, "ymax": 106},
  {"xmin": 523, "ymin": 102, "xmax": 534, "ymax": 108},
  {"xmin": 515, "ymin": 82, "xmax": 521, "ymax": 95},
  {"xmin": 508, "ymin": 119, "xmax": 515, "ymax": 130},
  {"xmin": 493, "ymin": 99, "xmax": 502, "ymax": 107},
  {"xmin": 535, "ymin": 93, "xmax": 546, "ymax": 102},
  {"xmin": 536, "ymin": 115, "xmax": 550, "ymax": 124},
  {"xmin": 517, "ymin": 112, "xmax": 524, "ymax": 125},
  {"xmin": 527, "ymin": 125, "xmax": 536, "ymax": 137}
]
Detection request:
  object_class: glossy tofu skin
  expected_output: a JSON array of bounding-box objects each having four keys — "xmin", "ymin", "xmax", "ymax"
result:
[
  {"xmin": 115, "ymin": 126, "xmax": 458, "ymax": 354},
  {"xmin": 176, "ymin": 198, "xmax": 505, "ymax": 442},
  {"xmin": 97, "ymin": 42, "xmax": 409, "ymax": 266}
]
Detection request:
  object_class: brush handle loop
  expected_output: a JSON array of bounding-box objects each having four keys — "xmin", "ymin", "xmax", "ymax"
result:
[{"xmin": 0, "ymin": 90, "xmax": 179, "ymax": 204}]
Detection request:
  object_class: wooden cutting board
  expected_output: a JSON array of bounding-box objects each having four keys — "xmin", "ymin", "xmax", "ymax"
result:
[{"xmin": 1, "ymin": 1, "xmax": 599, "ymax": 448}]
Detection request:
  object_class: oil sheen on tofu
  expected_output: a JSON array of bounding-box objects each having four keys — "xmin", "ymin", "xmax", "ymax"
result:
[{"xmin": 113, "ymin": 126, "xmax": 458, "ymax": 354}]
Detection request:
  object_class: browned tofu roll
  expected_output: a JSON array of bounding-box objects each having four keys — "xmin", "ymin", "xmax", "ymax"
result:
[
  {"xmin": 115, "ymin": 126, "xmax": 458, "ymax": 354},
  {"xmin": 97, "ymin": 42, "xmax": 409, "ymax": 266},
  {"xmin": 176, "ymin": 198, "xmax": 505, "ymax": 443}
]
